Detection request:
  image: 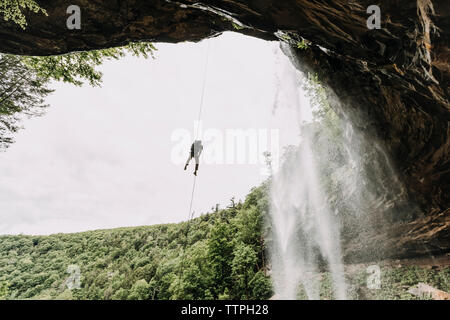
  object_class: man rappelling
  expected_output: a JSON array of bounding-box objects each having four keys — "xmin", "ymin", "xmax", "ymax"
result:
[
  {"xmin": 184, "ymin": 140, "xmax": 203, "ymax": 176},
  {"xmin": 183, "ymin": 43, "xmax": 209, "ymax": 178}
]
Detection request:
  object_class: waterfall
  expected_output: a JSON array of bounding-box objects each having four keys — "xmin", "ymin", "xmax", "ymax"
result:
[
  {"xmin": 268, "ymin": 45, "xmax": 410, "ymax": 300},
  {"xmin": 268, "ymin": 49, "xmax": 346, "ymax": 299}
]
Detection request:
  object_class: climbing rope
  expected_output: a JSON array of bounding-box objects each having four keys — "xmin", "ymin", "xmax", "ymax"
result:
[
  {"xmin": 187, "ymin": 176, "xmax": 197, "ymax": 221},
  {"xmin": 194, "ymin": 40, "xmax": 211, "ymax": 140},
  {"xmin": 177, "ymin": 40, "xmax": 211, "ymax": 295}
]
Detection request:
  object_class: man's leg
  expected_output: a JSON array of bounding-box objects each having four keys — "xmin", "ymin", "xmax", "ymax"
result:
[
  {"xmin": 184, "ymin": 155, "xmax": 192, "ymax": 170},
  {"xmin": 193, "ymin": 155, "xmax": 199, "ymax": 176}
]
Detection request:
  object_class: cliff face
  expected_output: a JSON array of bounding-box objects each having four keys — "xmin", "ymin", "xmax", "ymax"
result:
[{"xmin": 0, "ymin": 0, "xmax": 448, "ymax": 259}]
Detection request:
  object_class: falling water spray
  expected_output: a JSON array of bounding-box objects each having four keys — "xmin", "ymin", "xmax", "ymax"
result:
[
  {"xmin": 268, "ymin": 46, "xmax": 347, "ymax": 300},
  {"xmin": 268, "ymin": 44, "xmax": 409, "ymax": 300}
]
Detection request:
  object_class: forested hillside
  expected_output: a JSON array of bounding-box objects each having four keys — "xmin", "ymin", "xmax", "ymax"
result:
[
  {"xmin": 0, "ymin": 184, "xmax": 273, "ymax": 300},
  {"xmin": 0, "ymin": 178, "xmax": 449, "ymax": 300}
]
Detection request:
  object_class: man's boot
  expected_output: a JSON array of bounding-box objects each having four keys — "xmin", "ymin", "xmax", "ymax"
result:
[{"xmin": 194, "ymin": 164, "xmax": 199, "ymax": 176}]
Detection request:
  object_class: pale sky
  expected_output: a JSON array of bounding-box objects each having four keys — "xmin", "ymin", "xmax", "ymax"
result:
[{"xmin": 0, "ymin": 32, "xmax": 308, "ymax": 235}]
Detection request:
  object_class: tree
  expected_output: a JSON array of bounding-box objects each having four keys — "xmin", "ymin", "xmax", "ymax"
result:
[
  {"xmin": 231, "ymin": 244, "xmax": 257, "ymax": 299},
  {"xmin": 0, "ymin": 54, "xmax": 53, "ymax": 149},
  {"xmin": 0, "ymin": 0, "xmax": 47, "ymax": 29},
  {"xmin": 1, "ymin": 6, "xmax": 156, "ymax": 149},
  {"xmin": 233, "ymin": 207, "xmax": 262, "ymax": 251},
  {"xmin": 0, "ymin": 185, "xmax": 273, "ymax": 300},
  {"xmin": 207, "ymin": 222, "xmax": 234, "ymax": 298},
  {"xmin": 21, "ymin": 42, "xmax": 156, "ymax": 87},
  {"xmin": 248, "ymin": 271, "xmax": 272, "ymax": 299},
  {"xmin": 0, "ymin": 43, "xmax": 155, "ymax": 151},
  {"xmin": 2, "ymin": 3, "xmax": 155, "ymax": 87},
  {"xmin": 176, "ymin": 242, "xmax": 214, "ymax": 299},
  {"xmin": 0, "ymin": 281, "xmax": 9, "ymax": 299},
  {"xmin": 237, "ymin": 184, "xmax": 270, "ymax": 270},
  {"xmin": 128, "ymin": 279, "xmax": 150, "ymax": 300},
  {"xmin": 111, "ymin": 288, "xmax": 129, "ymax": 300}
]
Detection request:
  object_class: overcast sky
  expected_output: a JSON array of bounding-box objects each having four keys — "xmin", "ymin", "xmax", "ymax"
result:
[{"xmin": 0, "ymin": 32, "xmax": 308, "ymax": 235}]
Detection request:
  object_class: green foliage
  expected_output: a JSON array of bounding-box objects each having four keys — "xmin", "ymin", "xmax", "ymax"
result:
[
  {"xmin": 302, "ymin": 73, "xmax": 331, "ymax": 121},
  {"xmin": 1, "ymin": 41, "xmax": 155, "ymax": 149},
  {"xmin": 232, "ymin": 22, "xmax": 244, "ymax": 30},
  {"xmin": 345, "ymin": 265, "xmax": 450, "ymax": 300},
  {"xmin": 1, "ymin": 0, "xmax": 156, "ymax": 147},
  {"xmin": 295, "ymin": 265, "xmax": 450, "ymax": 300},
  {"xmin": 0, "ymin": 185, "xmax": 273, "ymax": 300},
  {"xmin": 279, "ymin": 34, "xmax": 291, "ymax": 42},
  {"xmin": 0, "ymin": 281, "xmax": 9, "ymax": 299},
  {"xmin": 21, "ymin": 42, "xmax": 157, "ymax": 87},
  {"xmin": 233, "ymin": 207, "xmax": 261, "ymax": 250},
  {"xmin": 277, "ymin": 31, "xmax": 309, "ymax": 50},
  {"xmin": 231, "ymin": 244, "xmax": 258, "ymax": 299},
  {"xmin": 319, "ymin": 273, "xmax": 334, "ymax": 300},
  {"xmin": 298, "ymin": 72, "xmax": 353, "ymax": 219},
  {"xmin": 296, "ymin": 39, "xmax": 309, "ymax": 50},
  {"xmin": 0, "ymin": 175, "xmax": 444, "ymax": 300},
  {"xmin": 175, "ymin": 241, "xmax": 214, "ymax": 299},
  {"xmin": 249, "ymin": 271, "xmax": 272, "ymax": 299},
  {"xmin": 0, "ymin": 0, "xmax": 47, "ymax": 29},
  {"xmin": 207, "ymin": 222, "xmax": 234, "ymax": 298},
  {"xmin": 0, "ymin": 54, "xmax": 53, "ymax": 149},
  {"xmin": 129, "ymin": 279, "xmax": 150, "ymax": 300}
]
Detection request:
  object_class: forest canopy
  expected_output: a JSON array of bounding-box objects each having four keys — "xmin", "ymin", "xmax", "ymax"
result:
[{"xmin": 0, "ymin": 184, "xmax": 273, "ymax": 300}]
